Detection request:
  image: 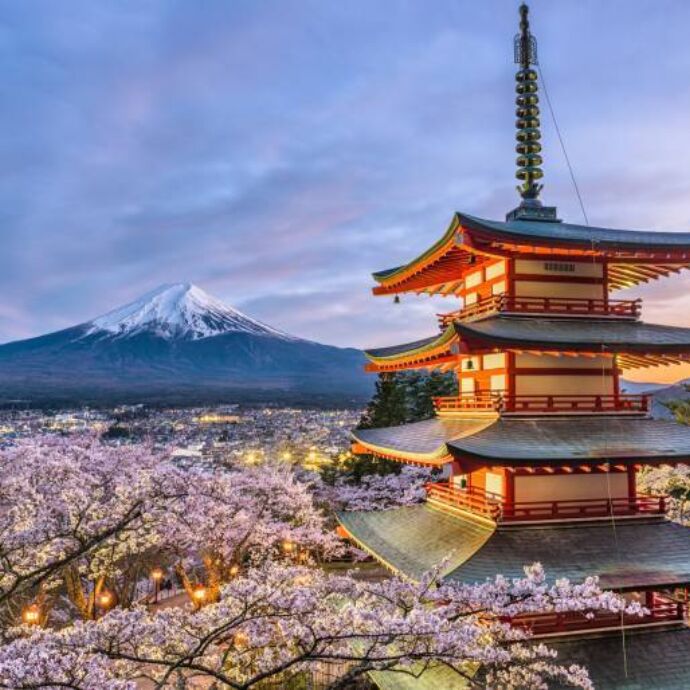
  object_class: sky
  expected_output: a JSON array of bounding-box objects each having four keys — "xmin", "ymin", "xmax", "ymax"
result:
[{"xmin": 2, "ymin": 0, "xmax": 690, "ymax": 383}]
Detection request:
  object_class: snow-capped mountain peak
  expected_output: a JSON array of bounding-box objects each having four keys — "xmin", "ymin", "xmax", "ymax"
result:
[{"xmin": 87, "ymin": 283, "xmax": 295, "ymax": 341}]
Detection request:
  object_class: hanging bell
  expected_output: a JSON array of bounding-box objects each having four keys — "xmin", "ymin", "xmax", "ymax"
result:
[{"xmin": 394, "ymin": 295, "xmax": 401, "ymax": 304}]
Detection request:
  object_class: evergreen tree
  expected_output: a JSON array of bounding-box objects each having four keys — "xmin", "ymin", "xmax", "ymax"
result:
[
  {"xmin": 357, "ymin": 373, "xmax": 408, "ymax": 430},
  {"xmin": 340, "ymin": 370, "xmax": 458, "ymax": 481}
]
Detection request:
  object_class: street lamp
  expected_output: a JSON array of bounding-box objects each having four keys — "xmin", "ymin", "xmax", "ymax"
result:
[
  {"xmin": 192, "ymin": 584, "xmax": 207, "ymax": 607},
  {"xmin": 97, "ymin": 590, "xmax": 114, "ymax": 617},
  {"xmin": 150, "ymin": 567, "xmax": 164, "ymax": 604},
  {"xmin": 21, "ymin": 603, "xmax": 41, "ymax": 627},
  {"xmin": 228, "ymin": 564, "xmax": 240, "ymax": 578}
]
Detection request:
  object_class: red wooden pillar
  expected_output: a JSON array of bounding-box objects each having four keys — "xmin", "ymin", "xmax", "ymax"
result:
[
  {"xmin": 627, "ymin": 465, "xmax": 637, "ymax": 501},
  {"xmin": 504, "ymin": 468, "xmax": 515, "ymax": 507}
]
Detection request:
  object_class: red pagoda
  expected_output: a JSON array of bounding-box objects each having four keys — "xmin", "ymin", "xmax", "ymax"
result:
[{"xmin": 340, "ymin": 5, "xmax": 690, "ymax": 688}]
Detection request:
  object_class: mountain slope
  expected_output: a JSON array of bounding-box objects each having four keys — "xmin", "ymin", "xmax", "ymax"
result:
[{"xmin": 0, "ymin": 284, "xmax": 371, "ymax": 405}]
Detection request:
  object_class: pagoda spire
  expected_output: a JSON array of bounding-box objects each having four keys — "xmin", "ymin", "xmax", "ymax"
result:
[{"xmin": 506, "ymin": 3, "xmax": 559, "ymax": 222}]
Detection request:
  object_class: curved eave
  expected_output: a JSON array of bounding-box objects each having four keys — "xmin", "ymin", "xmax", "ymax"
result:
[
  {"xmin": 454, "ymin": 317, "xmax": 690, "ymax": 363},
  {"xmin": 447, "ymin": 417, "xmax": 690, "ymax": 464},
  {"xmin": 459, "ymin": 212, "xmax": 690, "ymax": 254},
  {"xmin": 351, "ymin": 417, "xmax": 496, "ymax": 466},
  {"xmin": 351, "ymin": 436, "xmax": 451, "ymax": 466},
  {"xmin": 371, "ymin": 215, "xmax": 495, "ymax": 296},
  {"xmin": 372, "ymin": 216, "xmax": 458, "ymax": 285},
  {"xmin": 364, "ymin": 325, "xmax": 460, "ymax": 371}
]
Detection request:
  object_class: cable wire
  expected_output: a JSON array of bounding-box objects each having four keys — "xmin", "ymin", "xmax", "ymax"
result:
[{"xmin": 538, "ymin": 64, "xmax": 589, "ymax": 226}]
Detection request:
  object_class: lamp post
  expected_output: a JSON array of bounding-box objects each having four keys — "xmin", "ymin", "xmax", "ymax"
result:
[
  {"xmin": 228, "ymin": 564, "xmax": 240, "ymax": 578},
  {"xmin": 192, "ymin": 584, "xmax": 207, "ymax": 608},
  {"xmin": 150, "ymin": 567, "xmax": 164, "ymax": 604},
  {"xmin": 97, "ymin": 589, "xmax": 114, "ymax": 618},
  {"xmin": 21, "ymin": 603, "xmax": 41, "ymax": 627}
]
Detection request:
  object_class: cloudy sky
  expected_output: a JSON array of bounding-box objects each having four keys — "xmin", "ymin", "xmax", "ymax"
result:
[{"xmin": 2, "ymin": 0, "xmax": 690, "ymax": 381}]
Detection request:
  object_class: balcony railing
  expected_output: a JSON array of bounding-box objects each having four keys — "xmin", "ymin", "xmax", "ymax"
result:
[
  {"xmin": 425, "ymin": 482, "xmax": 502, "ymax": 521},
  {"xmin": 432, "ymin": 392, "xmax": 499, "ymax": 414},
  {"xmin": 437, "ymin": 294, "xmax": 642, "ymax": 327},
  {"xmin": 499, "ymin": 494, "xmax": 666, "ymax": 522},
  {"xmin": 425, "ymin": 481, "xmax": 667, "ymax": 524},
  {"xmin": 433, "ymin": 393, "xmax": 650, "ymax": 416},
  {"xmin": 511, "ymin": 601, "xmax": 684, "ymax": 637}
]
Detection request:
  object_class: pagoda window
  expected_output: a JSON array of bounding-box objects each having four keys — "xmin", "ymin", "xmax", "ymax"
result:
[
  {"xmin": 490, "ymin": 374, "xmax": 506, "ymax": 392},
  {"xmin": 460, "ymin": 377, "xmax": 476, "ymax": 396},
  {"xmin": 513, "ymin": 258, "xmax": 605, "ymax": 300},
  {"xmin": 465, "ymin": 291, "xmax": 478, "ymax": 305},
  {"xmin": 483, "ymin": 353, "xmax": 506, "ymax": 370},
  {"xmin": 485, "ymin": 261, "xmax": 506, "ymax": 281},
  {"xmin": 466, "ymin": 270, "xmax": 484, "ymax": 289},
  {"xmin": 491, "ymin": 280, "xmax": 507, "ymax": 295},
  {"xmin": 485, "ymin": 471, "xmax": 504, "ymax": 499}
]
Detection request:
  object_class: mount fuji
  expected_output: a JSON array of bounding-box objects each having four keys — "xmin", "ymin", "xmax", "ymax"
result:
[{"xmin": 0, "ymin": 284, "xmax": 371, "ymax": 405}]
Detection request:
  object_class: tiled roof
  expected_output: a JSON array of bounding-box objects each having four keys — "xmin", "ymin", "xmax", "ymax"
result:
[
  {"xmin": 370, "ymin": 628, "xmax": 690, "ymax": 690},
  {"xmin": 447, "ymin": 519, "xmax": 690, "ymax": 590},
  {"xmin": 365, "ymin": 334, "xmax": 447, "ymax": 360},
  {"xmin": 459, "ymin": 212, "xmax": 690, "ymax": 250},
  {"xmin": 549, "ymin": 628, "xmax": 690, "ymax": 690},
  {"xmin": 447, "ymin": 417, "xmax": 690, "ymax": 462},
  {"xmin": 354, "ymin": 416, "xmax": 690, "ymax": 464},
  {"xmin": 337, "ymin": 504, "xmax": 494, "ymax": 581},
  {"xmin": 456, "ymin": 316, "xmax": 690, "ymax": 352},
  {"xmin": 352, "ymin": 416, "xmax": 494, "ymax": 463},
  {"xmin": 338, "ymin": 505, "xmax": 690, "ymax": 590}
]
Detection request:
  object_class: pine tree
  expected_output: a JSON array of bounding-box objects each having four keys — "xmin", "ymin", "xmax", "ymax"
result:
[{"xmin": 357, "ymin": 373, "xmax": 408, "ymax": 430}]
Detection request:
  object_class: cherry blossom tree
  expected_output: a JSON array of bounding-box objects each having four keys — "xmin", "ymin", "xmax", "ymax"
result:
[
  {"xmin": 325, "ymin": 465, "xmax": 433, "ymax": 512},
  {"xmin": 0, "ymin": 435, "xmax": 341, "ymax": 625},
  {"xmin": 639, "ymin": 464, "xmax": 690, "ymax": 524},
  {"xmin": 0, "ymin": 561, "xmax": 640, "ymax": 690},
  {"xmin": 0, "ymin": 434, "xmax": 177, "ymax": 626},
  {"xmin": 159, "ymin": 463, "xmax": 343, "ymax": 605}
]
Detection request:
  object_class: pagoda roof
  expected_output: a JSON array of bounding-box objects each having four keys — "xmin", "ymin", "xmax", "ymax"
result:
[
  {"xmin": 448, "ymin": 416, "xmax": 690, "ymax": 462},
  {"xmin": 352, "ymin": 416, "xmax": 690, "ymax": 465},
  {"xmin": 337, "ymin": 504, "xmax": 494, "ymax": 580},
  {"xmin": 365, "ymin": 317, "xmax": 690, "ymax": 370},
  {"xmin": 446, "ymin": 518, "xmax": 690, "ymax": 590},
  {"xmin": 366, "ymin": 331, "xmax": 452, "ymax": 361},
  {"xmin": 456, "ymin": 315, "xmax": 690, "ymax": 355},
  {"xmin": 459, "ymin": 212, "xmax": 690, "ymax": 251},
  {"xmin": 372, "ymin": 212, "xmax": 690, "ymax": 295},
  {"xmin": 370, "ymin": 627, "xmax": 690, "ymax": 690},
  {"xmin": 549, "ymin": 628, "xmax": 690, "ymax": 690},
  {"xmin": 351, "ymin": 417, "xmax": 494, "ymax": 465},
  {"xmin": 338, "ymin": 505, "xmax": 690, "ymax": 590}
]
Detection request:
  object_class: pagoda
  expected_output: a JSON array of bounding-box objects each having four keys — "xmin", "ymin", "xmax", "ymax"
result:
[{"xmin": 339, "ymin": 5, "xmax": 690, "ymax": 688}]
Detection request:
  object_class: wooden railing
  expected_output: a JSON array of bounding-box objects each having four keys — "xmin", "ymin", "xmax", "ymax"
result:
[
  {"xmin": 511, "ymin": 601, "xmax": 684, "ymax": 636},
  {"xmin": 500, "ymin": 393, "xmax": 650, "ymax": 415},
  {"xmin": 425, "ymin": 482, "xmax": 502, "ymax": 521},
  {"xmin": 433, "ymin": 393, "xmax": 499, "ymax": 414},
  {"xmin": 437, "ymin": 294, "xmax": 642, "ymax": 327},
  {"xmin": 433, "ymin": 394, "xmax": 650, "ymax": 416},
  {"xmin": 500, "ymin": 494, "xmax": 666, "ymax": 522},
  {"xmin": 425, "ymin": 482, "xmax": 667, "ymax": 524}
]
